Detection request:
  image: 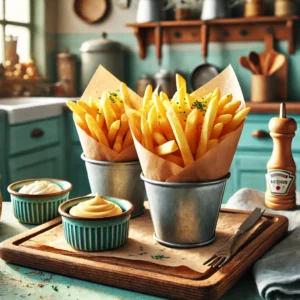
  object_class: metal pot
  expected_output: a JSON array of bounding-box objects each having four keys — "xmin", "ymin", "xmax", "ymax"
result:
[
  {"xmin": 201, "ymin": 0, "xmax": 241, "ymax": 20},
  {"xmin": 136, "ymin": 0, "xmax": 166, "ymax": 23},
  {"xmin": 80, "ymin": 33, "xmax": 125, "ymax": 93}
]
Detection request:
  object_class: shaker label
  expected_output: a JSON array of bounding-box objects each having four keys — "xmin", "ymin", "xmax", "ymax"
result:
[{"xmin": 266, "ymin": 169, "xmax": 295, "ymax": 195}]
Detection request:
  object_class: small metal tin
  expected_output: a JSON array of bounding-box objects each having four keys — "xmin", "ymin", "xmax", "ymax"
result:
[
  {"xmin": 81, "ymin": 154, "xmax": 146, "ymax": 218},
  {"xmin": 141, "ymin": 173, "xmax": 231, "ymax": 248}
]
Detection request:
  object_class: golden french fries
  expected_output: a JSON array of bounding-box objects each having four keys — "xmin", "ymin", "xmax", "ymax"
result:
[
  {"xmin": 66, "ymin": 85, "xmax": 135, "ymax": 153},
  {"xmin": 68, "ymin": 72, "xmax": 250, "ymax": 166}
]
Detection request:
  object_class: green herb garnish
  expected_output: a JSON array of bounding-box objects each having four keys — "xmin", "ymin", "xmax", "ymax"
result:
[
  {"xmin": 52, "ymin": 286, "xmax": 58, "ymax": 292},
  {"xmin": 192, "ymin": 100, "xmax": 207, "ymax": 112},
  {"xmin": 151, "ymin": 255, "xmax": 170, "ymax": 260}
]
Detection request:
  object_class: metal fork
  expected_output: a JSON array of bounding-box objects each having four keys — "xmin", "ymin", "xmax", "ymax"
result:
[{"xmin": 203, "ymin": 208, "xmax": 265, "ymax": 268}]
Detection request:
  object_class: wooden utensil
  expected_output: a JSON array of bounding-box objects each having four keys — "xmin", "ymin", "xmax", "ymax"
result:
[
  {"xmin": 239, "ymin": 56, "xmax": 255, "ymax": 73},
  {"xmin": 249, "ymin": 51, "xmax": 262, "ymax": 74},
  {"xmin": 74, "ymin": 0, "xmax": 108, "ymax": 24},
  {"xmin": 259, "ymin": 32, "xmax": 288, "ymax": 100},
  {"xmin": 268, "ymin": 54, "xmax": 286, "ymax": 76}
]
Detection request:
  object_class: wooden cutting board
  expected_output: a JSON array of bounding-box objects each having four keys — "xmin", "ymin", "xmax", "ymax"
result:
[{"xmin": 0, "ymin": 208, "xmax": 288, "ymax": 300}]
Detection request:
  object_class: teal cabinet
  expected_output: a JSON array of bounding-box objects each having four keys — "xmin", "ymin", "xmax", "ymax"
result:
[
  {"xmin": 65, "ymin": 111, "xmax": 90, "ymax": 198},
  {"xmin": 223, "ymin": 113, "xmax": 300, "ymax": 203},
  {"xmin": 9, "ymin": 146, "xmax": 64, "ymax": 183}
]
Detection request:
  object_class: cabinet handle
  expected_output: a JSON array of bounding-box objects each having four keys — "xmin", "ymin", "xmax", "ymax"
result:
[
  {"xmin": 252, "ymin": 130, "xmax": 270, "ymax": 138},
  {"xmin": 31, "ymin": 128, "xmax": 44, "ymax": 138}
]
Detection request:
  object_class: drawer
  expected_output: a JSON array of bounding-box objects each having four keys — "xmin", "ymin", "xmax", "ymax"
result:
[
  {"xmin": 9, "ymin": 118, "xmax": 61, "ymax": 155},
  {"xmin": 239, "ymin": 118, "xmax": 300, "ymax": 152}
]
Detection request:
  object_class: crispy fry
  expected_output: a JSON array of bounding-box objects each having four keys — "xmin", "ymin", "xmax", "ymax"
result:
[
  {"xmin": 185, "ymin": 108, "xmax": 198, "ymax": 155},
  {"xmin": 66, "ymin": 101, "xmax": 86, "ymax": 120},
  {"xmin": 178, "ymin": 87, "xmax": 186, "ymax": 110},
  {"xmin": 186, "ymin": 93, "xmax": 196, "ymax": 108},
  {"xmin": 113, "ymin": 114, "xmax": 129, "ymax": 153},
  {"xmin": 153, "ymin": 94, "xmax": 167, "ymax": 119},
  {"xmin": 210, "ymin": 123, "xmax": 223, "ymax": 139},
  {"xmin": 223, "ymin": 107, "xmax": 251, "ymax": 134},
  {"xmin": 212, "ymin": 88, "xmax": 221, "ymax": 101},
  {"xmin": 140, "ymin": 114, "xmax": 153, "ymax": 152},
  {"xmin": 122, "ymin": 129, "xmax": 133, "ymax": 150},
  {"xmin": 196, "ymin": 96, "xmax": 219, "ymax": 159},
  {"xmin": 162, "ymin": 154, "xmax": 184, "ymax": 167},
  {"xmin": 86, "ymin": 114, "xmax": 109, "ymax": 147},
  {"xmin": 73, "ymin": 113, "xmax": 90, "ymax": 135},
  {"xmin": 215, "ymin": 114, "xmax": 232, "ymax": 125},
  {"xmin": 108, "ymin": 120, "xmax": 121, "ymax": 147},
  {"xmin": 207, "ymin": 139, "xmax": 219, "ymax": 151},
  {"xmin": 160, "ymin": 91, "xmax": 169, "ymax": 101},
  {"xmin": 166, "ymin": 106, "xmax": 194, "ymax": 166},
  {"xmin": 88, "ymin": 96, "xmax": 99, "ymax": 109},
  {"xmin": 147, "ymin": 105, "xmax": 159, "ymax": 133},
  {"xmin": 219, "ymin": 100, "xmax": 241, "ymax": 115},
  {"xmin": 102, "ymin": 93, "xmax": 116, "ymax": 130},
  {"xmin": 142, "ymin": 84, "xmax": 153, "ymax": 116},
  {"xmin": 120, "ymin": 82, "xmax": 132, "ymax": 107},
  {"xmin": 78, "ymin": 100, "xmax": 98, "ymax": 119},
  {"xmin": 163, "ymin": 100, "xmax": 171, "ymax": 110},
  {"xmin": 155, "ymin": 140, "xmax": 178, "ymax": 156},
  {"xmin": 153, "ymin": 131, "xmax": 167, "ymax": 145},
  {"xmin": 96, "ymin": 112, "xmax": 105, "ymax": 129},
  {"xmin": 176, "ymin": 74, "xmax": 186, "ymax": 94}
]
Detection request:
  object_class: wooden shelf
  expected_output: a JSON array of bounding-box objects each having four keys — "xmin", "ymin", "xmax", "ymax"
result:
[
  {"xmin": 246, "ymin": 102, "xmax": 300, "ymax": 114},
  {"xmin": 127, "ymin": 16, "xmax": 299, "ymax": 59}
]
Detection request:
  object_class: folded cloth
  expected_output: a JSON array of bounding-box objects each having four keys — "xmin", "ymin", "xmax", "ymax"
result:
[{"xmin": 225, "ymin": 188, "xmax": 300, "ymax": 300}]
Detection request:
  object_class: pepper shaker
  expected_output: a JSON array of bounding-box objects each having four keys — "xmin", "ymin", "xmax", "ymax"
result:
[{"xmin": 265, "ymin": 103, "xmax": 297, "ymax": 210}]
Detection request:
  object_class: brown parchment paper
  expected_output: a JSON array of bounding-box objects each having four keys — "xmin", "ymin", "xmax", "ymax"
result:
[
  {"xmin": 21, "ymin": 208, "xmax": 267, "ymax": 274},
  {"xmin": 128, "ymin": 65, "xmax": 246, "ymax": 182},
  {"xmin": 76, "ymin": 65, "xmax": 142, "ymax": 161}
]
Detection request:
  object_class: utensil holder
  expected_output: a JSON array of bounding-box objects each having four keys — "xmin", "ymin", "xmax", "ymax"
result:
[
  {"xmin": 141, "ymin": 173, "xmax": 230, "ymax": 248},
  {"xmin": 251, "ymin": 74, "xmax": 275, "ymax": 103},
  {"xmin": 81, "ymin": 154, "xmax": 146, "ymax": 218}
]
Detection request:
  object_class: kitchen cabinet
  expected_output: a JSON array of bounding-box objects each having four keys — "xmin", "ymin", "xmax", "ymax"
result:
[
  {"xmin": 65, "ymin": 111, "xmax": 90, "ymax": 198},
  {"xmin": 223, "ymin": 111, "xmax": 300, "ymax": 202}
]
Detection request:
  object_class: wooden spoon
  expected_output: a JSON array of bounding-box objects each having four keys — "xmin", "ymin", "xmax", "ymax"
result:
[
  {"xmin": 249, "ymin": 51, "xmax": 262, "ymax": 74},
  {"xmin": 239, "ymin": 56, "xmax": 256, "ymax": 73},
  {"xmin": 268, "ymin": 54, "xmax": 286, "ymax": 75}
]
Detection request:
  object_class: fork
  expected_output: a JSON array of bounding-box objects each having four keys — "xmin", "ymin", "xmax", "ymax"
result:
[{"xmin": 203, "ymin": 208, "xmax": 265, "ymax": 268}]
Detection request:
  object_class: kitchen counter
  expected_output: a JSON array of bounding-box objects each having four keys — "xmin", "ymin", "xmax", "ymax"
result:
[
  {"xmin": 0, "ymin": 202, "xmax": 261, "ymax": 300},
  {"xmin": 247, "ymin": 101, "xmax": 300, "ymax": 114}
]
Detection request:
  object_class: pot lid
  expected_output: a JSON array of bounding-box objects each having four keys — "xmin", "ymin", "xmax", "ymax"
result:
[{"xmin": 80, "ymin": 32, "xmax": 123, "ymax": 53}]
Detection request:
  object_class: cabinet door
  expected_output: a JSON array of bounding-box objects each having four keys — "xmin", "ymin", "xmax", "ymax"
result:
[
  {"xmin": 69, "ymin": 144, "xmax": 90, "ymax": 198},
  {"xmin": 9, "ymin": 146, "xmax": 64, "ymax": 184},
  {"xmin": 231, "ymin": 153, "xmax": 300, "ymax": 195}
]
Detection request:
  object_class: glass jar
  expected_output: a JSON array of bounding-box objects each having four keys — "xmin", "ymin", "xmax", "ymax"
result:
[{"xmin": 275, "ymin": 0, "xmax": 296, "ymax": 17}]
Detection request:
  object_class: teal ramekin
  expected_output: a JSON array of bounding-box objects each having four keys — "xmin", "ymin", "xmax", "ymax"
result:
[
  {"xmin": 8, "ymin": 178, "xmax": 72, "ymax": 225},
  {"xmin": 59, "ymin": 196, "xmax": 134, "ymax": 252}
]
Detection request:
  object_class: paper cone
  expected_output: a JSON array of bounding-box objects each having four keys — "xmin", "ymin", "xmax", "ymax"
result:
[
  {"xmin": 76, "ymin": 65, "xmax": 142, "ymax": 162},
  {"xmin": 128, "ymin": 65, "xmax": 246, "ymax": 182}
]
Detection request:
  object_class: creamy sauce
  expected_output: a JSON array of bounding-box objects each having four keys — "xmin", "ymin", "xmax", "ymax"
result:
[
  {"xmin": 69, "ymin": 193, "xmax": 122, "ymax": 219},
  {"xmin": 19, "ymin": 180, "xmax": 62, "ymax": 195}
]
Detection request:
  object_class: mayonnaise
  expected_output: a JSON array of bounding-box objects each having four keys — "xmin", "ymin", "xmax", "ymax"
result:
[
  {"xmin": 69, "ymin": 193, "xmax": 122, "ymax": 219},
  {"xmin": 19, "ymin": 180, "xmax": 62, "ymax": 195}
]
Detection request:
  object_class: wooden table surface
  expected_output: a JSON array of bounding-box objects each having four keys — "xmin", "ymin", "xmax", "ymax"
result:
[{"xmin": 0, "ymin": 202, "xmax": 262, "ymax": 300}]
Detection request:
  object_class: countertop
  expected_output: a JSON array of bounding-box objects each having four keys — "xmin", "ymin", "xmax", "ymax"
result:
[
  {"xmin": 0, "ymin": 202, "xmax": 261, "ymax": 300},
  {"xmin": 246, "ymin": 101, "xmax": 300, "ymax": 114}
]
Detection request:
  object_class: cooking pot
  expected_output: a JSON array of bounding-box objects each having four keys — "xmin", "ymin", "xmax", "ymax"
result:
[
  {"xmin": 136, "ymin": 0, "xmax": 167, "ymax": 23},
  {"xmin": 80, "ymin": 33, "xmax": 125, "ymax": 93},
  {"xmin": 201, "ymin": 0, "xmax": 241, "ymax": 20}
]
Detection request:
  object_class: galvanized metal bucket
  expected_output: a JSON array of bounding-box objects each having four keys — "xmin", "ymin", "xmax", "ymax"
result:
[
  {"xmin": 81, "ymin": 154, "xmax": 146, "ymax": 218},
  {"xmin": 141, "ymin": 173, "xmax": 231, "ymax": 248}
]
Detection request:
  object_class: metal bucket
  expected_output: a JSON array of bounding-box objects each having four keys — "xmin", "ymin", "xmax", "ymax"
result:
[
  {"xmin": 141, "ymin": 173, "xmax": 230, "ymax": 248},
  {"xmin": 81, "ymin": 154, "xmax": 146, "ymax": 218}
]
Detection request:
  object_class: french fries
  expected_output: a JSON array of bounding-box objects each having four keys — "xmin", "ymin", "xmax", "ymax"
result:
[
  {"xmin": 66, "ymin": 88, "xmax": 135, "ymax": 153},
  {"xmin": 68, "ymin": 72, "xmax": 250, "ymax": 167}
]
